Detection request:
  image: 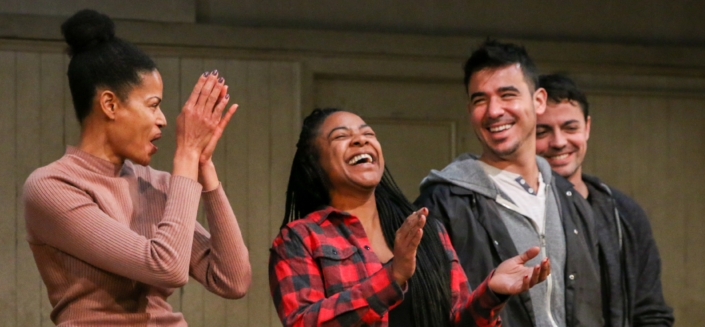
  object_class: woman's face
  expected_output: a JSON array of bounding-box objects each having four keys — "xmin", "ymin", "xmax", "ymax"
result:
[
  {"xmin": 316, "ymin": 111, "xmax": 385, "ymax": 194},
  {"xmin": 107, "ymin": 70, "xmax": 166, "ymax": 166}
]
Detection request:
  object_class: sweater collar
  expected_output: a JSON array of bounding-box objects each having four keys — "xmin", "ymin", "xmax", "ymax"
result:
[{"xmin": 66, "ymin": 146, "xmax": 125, "ymax": 177}]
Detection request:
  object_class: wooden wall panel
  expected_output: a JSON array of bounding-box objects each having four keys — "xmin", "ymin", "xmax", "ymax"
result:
[
  {"xmin": 245, "ymin": 61, "xmax": 274, "ymax": 327},
  {"xmin": 15, "ymin": 52, "xmax": 42, "ymax": 327},
  {"xmin": 224, "ymin": 59, "xmax": 251, "ymax": 326},
  {"xmin": 0, "ymin": 49, "xmax": 300, "ymax": 327},
  {"xmin": 0, "ymin": 51, "xmax": 17, "ymax": 327}
]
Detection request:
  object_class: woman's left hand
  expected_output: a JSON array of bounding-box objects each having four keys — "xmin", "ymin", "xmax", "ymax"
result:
[
  {"xmin": 199, "ymin": 84, "xmax": 238, "ymax": 165},
  {"xmin": 488, "ymin": 246, "xmax": 550, "ymax": 295}
]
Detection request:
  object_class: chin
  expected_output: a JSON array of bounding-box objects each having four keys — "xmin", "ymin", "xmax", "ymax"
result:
[{"xmin": 130, "ymin": 155, "xmax": 152, "ymax": 166}]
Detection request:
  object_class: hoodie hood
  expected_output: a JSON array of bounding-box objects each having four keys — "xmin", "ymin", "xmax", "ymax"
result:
[{"xmin": 419, "ymin": 152, "xmax": 555, "ymax": 198}]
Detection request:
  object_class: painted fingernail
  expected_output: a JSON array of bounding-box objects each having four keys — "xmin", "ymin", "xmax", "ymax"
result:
[
  {"xmin": 203, "ymin": 71, "xmax": 210, "ymax": 77},
  {"xmin": 212, "ymin": 69, "xmax": 219, "ymax": 76},
  {"xmin": 218, "ymin": 77, "xmax": 224, "ymax": 83},
  {"xmin": 225, "ymin": 94, "xmax": 230, "ymax": 99}
]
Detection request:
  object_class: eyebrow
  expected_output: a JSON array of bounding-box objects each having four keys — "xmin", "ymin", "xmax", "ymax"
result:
[
  {"xmin": 326, "ymin": 124, "xmax": 370, "ymax": 138},
  {"xmin": 561, "ymin": 120, "xmax": 580, "ymax": 127},
  {"xmin": 498, "ymin": 86, "xmax": 520, "ymax": 93},
  {"xmin": 148, "ymin": 96, "xmax": 162, "ymax": 104}
]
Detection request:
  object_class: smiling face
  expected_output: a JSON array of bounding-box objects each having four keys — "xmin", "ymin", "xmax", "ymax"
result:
[
  {"xmin": 467, "ymin": 64, "xmax": 546, "ymax": 163},
  {"xmin": 105, "ymin": 70, "xmax": 166, "ymax": 166},
  {"xmin": 536, "ymin": 99, "xmax": 590, "ymax": 180},
  {"xmin": 315, "ymin": 111, "xmax": 384, "ymax": 195}
]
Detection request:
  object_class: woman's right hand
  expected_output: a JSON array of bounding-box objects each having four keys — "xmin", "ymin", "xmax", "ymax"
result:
[
  {"xmin": 391, "ymin": 207, "xmax": 428, "ymax": 287},
  {"xmin": 173, "ymin": 71, "xmax": 229, "ymax": 180}
]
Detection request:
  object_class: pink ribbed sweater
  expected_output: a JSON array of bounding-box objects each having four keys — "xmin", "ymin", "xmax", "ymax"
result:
[{"xmin": 23, "ymin": 147, "xmax": 250, "ymax": 326}]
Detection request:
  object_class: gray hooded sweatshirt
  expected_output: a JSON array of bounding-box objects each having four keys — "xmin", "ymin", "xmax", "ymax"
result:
[{"xmin": 420, "ymin": 153, "xmax": 566, "ymax": 327}]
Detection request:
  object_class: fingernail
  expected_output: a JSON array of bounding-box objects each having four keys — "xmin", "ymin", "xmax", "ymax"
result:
[
  {"xmin": 203, "ymin": 71, "xmax": 210, "ymax": 77},
  {"xmin": 218, "ymin": 77, "xmax": 224, "ymax": 83},
  {"xmin": 212, "ymin": 69, "xmax": 219, "ymax": 76},
  {"xmin": 225, "ymin": 94, "xmax": 230, "ymax": 99}
]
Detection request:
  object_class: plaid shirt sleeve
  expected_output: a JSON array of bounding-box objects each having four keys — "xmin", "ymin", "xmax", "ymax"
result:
[
  {"xmin": 436, "ymin": 222, "xmax": 506, "ymax": 327},
  {"xmin": 269, "ymin": 224, "xmax": 404, "ymax": 327}
]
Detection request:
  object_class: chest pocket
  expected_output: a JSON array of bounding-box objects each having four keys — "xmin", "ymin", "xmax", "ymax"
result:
[{"xmin": 312, "ymin": 244, "xmax": 361, "ymax": 296}]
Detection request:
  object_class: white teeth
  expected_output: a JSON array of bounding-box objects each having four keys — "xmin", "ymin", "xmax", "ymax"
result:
[
  {"xmin": 551, "ymin": 154, "xmax": 569, "ymax": 160},
  {"xmin": 348, "ymin": 153, "xmax": 373, "ymax": 165},
  {"xmin": 489, "ymin": 124, "xmax": 512, "ymax": 133}
]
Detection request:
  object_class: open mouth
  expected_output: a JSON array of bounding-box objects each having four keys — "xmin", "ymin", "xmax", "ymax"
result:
[
  {"xmin": 150, "ymin": 134, "xmax": 162, "ymax": 149},
  {"xmin": 488, "ymin": 123, "xmax": 513, "ymax": 133},
  {"xmin": 347, "ymin": 153, "xmax": 374, "ymax": 166}
]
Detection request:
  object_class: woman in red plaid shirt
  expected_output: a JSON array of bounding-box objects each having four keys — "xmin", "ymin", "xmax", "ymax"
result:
[{"xmin": 270, "ymin": 109, "xmax": 551, "ymax": 327}]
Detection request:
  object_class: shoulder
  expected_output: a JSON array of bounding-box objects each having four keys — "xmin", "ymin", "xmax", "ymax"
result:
[
  {"xmin": 272, "ymin": 209, "xmax": 334, "ymax": 252},
  {"xmin": 23, "ymin": 160, "xmax": 79, "ymax": 201}
]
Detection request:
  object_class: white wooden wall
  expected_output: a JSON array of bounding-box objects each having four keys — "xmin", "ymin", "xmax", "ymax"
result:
[{"xmin": 0, "ymin": 50, "xmax": 300, "ymax": 327}]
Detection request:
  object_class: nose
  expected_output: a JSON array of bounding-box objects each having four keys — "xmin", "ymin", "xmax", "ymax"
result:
[
  {"xmin": 486, "ymin": 96, "xmax": 504, "ymax": 118},
  {"xmin": 156, "ymin": 108, "xmax": 167, "ymax": 128},
  {"xmin": 550, "ymin": 130, "xmax": 567, "ymax": 150},
  {"xmin": 351, "ymin": 132, "xmax": 370, "ymax": 146}
]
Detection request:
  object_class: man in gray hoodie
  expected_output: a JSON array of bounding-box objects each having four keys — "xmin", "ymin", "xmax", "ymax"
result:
[{"xmin": 415, "ymin": 40, "xmax": 603, "ymax": 327}]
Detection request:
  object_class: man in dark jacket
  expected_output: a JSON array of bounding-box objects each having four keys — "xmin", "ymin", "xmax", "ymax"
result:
[
  {"xmin": 415, "ymin": 40, "xmax": 604, "ymax": 326},
  {"xmin": 535, "ymin": 73, "xmax": 674, "ymax": 326}
]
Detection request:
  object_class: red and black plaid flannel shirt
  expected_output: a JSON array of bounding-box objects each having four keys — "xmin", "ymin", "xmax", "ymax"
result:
[{"xmin": 269, "ymin": 206, "xmax": 506, "ymax": 326}]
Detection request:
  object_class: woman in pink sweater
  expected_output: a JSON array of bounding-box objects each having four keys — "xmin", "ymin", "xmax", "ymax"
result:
[{"xmin": 22, "ymin": 9, "xmax": 251, "ymax": 326}]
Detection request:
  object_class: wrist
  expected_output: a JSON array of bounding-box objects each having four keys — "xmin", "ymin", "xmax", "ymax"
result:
[
  {"xmin": 172, "ymin": 147, "xmax": 201, "ymax": 181},
  {"xmin": 198, "ymin": 160, "xmax": 220, "ymax": 192}
]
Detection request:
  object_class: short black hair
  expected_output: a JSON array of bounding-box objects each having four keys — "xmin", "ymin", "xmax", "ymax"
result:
[
  {"xmin": 62, "ymin": 9, "xmax": 157, "ymax": 123},
  {"xmin": 538, "ymin": 73, "xmax": 589, "ymax": 119},
  {"xmin": 463, "ymin": 39, "xmax": 539, "ymax": 93}
]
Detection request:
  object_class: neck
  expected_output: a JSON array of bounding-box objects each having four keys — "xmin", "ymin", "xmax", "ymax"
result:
[
  {"xmin": 480, "ymin": 145, "xmax": 540, "ymax": 189},
  {"xmin": 568, "ymin": 167, "xmax": 588, "ymax": 198},
  {"xmin": 329, "ymin": 188, "xmax": 378, "ymax": 225},
  {"xmin": 77, "ymin": 117, "xmax": 123, "ymax": 165}
]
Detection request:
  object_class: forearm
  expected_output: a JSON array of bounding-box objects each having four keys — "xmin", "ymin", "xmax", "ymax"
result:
[{"xmin": 190, "ymin": 185, "xmax": 251, "ymax": 298}]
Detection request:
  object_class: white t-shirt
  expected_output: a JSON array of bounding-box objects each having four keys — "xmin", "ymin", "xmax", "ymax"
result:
[{"xmin": 478, "ymin": 161, "xmax": 547, "ymax": 233}]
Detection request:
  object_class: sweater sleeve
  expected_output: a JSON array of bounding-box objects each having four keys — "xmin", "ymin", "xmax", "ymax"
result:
[
  {"xmin": 23, "ymin": 173, "xmax": 202, "ymax": 288},
  {"xmin": 189, "ymin": 185, "xmax": 252, "ymax": 299}
]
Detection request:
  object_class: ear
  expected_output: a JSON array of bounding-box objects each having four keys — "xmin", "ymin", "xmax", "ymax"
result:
[
  {"xmin": 585, "ymin": 115, "xmax": 591, "ymax": 141},
  {"xmin": 533, "ymin": 87, "xmax": 547, "ymax": 115},
  {"xmin": 98, "ymin": 89, "xmax": 119, "ymax": 120}
]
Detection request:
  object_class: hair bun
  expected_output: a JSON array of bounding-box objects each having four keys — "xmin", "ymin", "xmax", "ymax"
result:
[{"xmin": 61, "ymin": 9, "xmax": 115, "ymax": 56}]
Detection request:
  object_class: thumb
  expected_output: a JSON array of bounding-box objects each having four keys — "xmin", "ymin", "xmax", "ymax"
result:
[{"xmin": 516, "ymin": 246, "xmax": 540, "ymax": 264}]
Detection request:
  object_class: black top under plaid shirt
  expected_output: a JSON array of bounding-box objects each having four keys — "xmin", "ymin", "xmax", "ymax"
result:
[{"xmin": 269, "ymin": 207, "xmax": 507, "ymax": 326}]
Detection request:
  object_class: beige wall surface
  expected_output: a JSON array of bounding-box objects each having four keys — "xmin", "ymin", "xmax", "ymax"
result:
[{"xmin": 0, "ymin": 8, "xmax": 704, "ymax": 327}]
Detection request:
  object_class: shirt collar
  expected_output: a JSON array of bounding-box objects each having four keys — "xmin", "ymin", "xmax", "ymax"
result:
[{"xmin": 309, "ymin": 206, "xmax": 353, "ymax": 225}]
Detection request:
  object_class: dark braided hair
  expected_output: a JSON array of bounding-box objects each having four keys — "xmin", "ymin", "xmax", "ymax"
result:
[
  {"xmin": 62, "ymin": 9, "xmax": 157, "ymax": 123},
  {"xmin": 282, "ymin": 108, "xmax": 452, "ymax": 327}
]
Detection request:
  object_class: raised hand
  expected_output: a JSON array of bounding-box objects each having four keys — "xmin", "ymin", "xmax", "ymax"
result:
[
  {"xmin": 173, "ymin": 70, "xmax": 231, "ymax": 181},
  {"xmin": 199, "ymin": 83, "xmax": 238, "ymax": 165},
  {"xmin": 488, "ymin": 246, "xmax": 551, "ymax": 295},
  {"xmin": 391, "ymin": 207, "xmax": 428, "ymax": 287}
]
